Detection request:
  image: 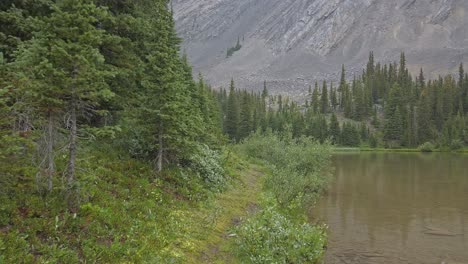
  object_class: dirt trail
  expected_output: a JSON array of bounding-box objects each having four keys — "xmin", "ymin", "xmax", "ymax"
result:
[{"xmin": 187, "ymin": 165, "xmax": 266, "ymax": 264}]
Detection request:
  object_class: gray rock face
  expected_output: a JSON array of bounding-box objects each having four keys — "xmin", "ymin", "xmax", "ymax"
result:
[{"xmin": 173, "ymin": 0, "xmax": 468, "ymax": 95}]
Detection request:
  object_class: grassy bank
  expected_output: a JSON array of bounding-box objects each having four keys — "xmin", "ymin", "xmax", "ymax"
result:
[
  {"xmin": 0, "ymin": 142, "xmax": 255, "ymax": 263},
  {"xmin": 227, "ymin": 132, "xmax": 331, "ymax": 263},
  {"xmin": 333, "ymin": 147, "xmax": 468, "ymax": 153},
  {"xmin": 183, "ymin": 162, "xmax": 268, "ymax": 263},
  {"xmin": 1, "ymin": 133, "xmax": 332, "ymax": 263}
]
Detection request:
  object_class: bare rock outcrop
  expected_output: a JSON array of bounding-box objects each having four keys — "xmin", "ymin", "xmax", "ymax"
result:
[{"xmin": 173, "ymin": 0, "xmax": 468, "ymax": 96}]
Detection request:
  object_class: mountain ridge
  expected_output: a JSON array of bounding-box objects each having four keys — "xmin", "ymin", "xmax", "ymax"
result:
[{"xmin": 173, "ymin": 0, "xmax": 468, "ymax": 96}]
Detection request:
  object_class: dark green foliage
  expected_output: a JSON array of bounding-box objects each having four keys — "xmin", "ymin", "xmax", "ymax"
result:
[
  {"xmin": 312, "ymin": 82, "xmax": 319, "ymax": 113},
  {"xmin": 0, "ymin": 0, "xmax": 227, "ymax": 261},
  {"xmin": 340, "ymin": 122, "xmax": 360, "ymax": 147},
  {"xmin": 308, "ymin": 115, "xmax": 328, "ymax": 143},
  {"xmin": 320, "ymin": 81, "xmax": 329, "ymax": 114},
  {"xmin": 225, "ymin": 79, "xmax": 240, "ymax": 141},
  {"xmin": 384, "ymin": 106, "xmax": 403, "ymax": 142},
  {"xmin": 329, "ymin": 113, "xmax": 341, "ymax": 144},
  {"xmin": 330, "ymin": 84, "xmax": 338, "ymax": 110},
  {"xmin": 239, "ymin": 91, "xmax": 254, "ymax": 139},
  {"xmin": 214, "ymin": 52, "xmax": 467, "ymax": 150},
  {"xmin": 226, "ymin": 37, "xmax": 242, "ymax": 58},
  {"xmin": 0, "ymin": 0, "xmax": 52, "ymax": 62},
  {"xmin": 13, "ymin": 0, "xmax": 112, "ymax": 198}
]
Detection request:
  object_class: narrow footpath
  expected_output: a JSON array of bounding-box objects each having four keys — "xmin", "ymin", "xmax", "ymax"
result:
[{"xmin": 186, "ymin": 164, "xmax": 266, "ymax": 263}]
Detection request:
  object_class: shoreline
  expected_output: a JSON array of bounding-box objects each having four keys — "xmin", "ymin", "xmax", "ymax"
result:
[{"xmin": 332, "ymin": 147, "xmax": 468, "ymax": 153}]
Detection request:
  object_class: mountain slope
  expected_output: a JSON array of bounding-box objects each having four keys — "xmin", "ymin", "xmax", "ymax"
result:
[{"xmin": 173, "ymin": 0, "xmax": 468, "ymax": 95}]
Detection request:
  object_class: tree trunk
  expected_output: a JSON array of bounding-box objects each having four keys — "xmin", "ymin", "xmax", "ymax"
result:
[
  {"xmin": 68, "ymin": 102, "xmax": 77, "ymax": 190},
  {"xmin": 46, "ymin": 110, "xmax": 55, "ymax": 192},
  {"xmin": 156, "ymin": 129, "xmax": 163, "ymax": 172},
  {"xmin": 67, "ymin": 67, "xmax": 78, "ymax": 207}
]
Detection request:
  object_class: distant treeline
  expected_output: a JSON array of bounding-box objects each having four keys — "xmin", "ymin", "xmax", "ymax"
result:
[{"xmin": 216, "ymin": 52, "xmax": 468, "ymax": 149}]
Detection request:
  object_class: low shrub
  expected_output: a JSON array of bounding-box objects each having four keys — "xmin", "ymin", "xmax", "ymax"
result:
[
  {"xmin": 419, "ymin": 142, "xmax": 435, "ymax": 152},
  {"xmin": 449, "ymin": 139, "xmax": 464, "ymax": 151},
  {"xmin": 188, "ymin": 144, "xmax": 226, "ymax": 192},
  {"xmin": 238, "ymin": 131, "xmax": 332, "ymax": 207},
  {"xmin": 234, "ymin": 204, "xmax": 326, "ymax": 264},
  {"xmin": 233, "ymin": 131, "xmax": 330, "ymax": 263}
]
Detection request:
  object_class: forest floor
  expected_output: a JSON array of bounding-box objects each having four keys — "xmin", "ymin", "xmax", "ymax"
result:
[
  {"xmin": 0, "ymin": 143, "xmax": 271, "ymax": 263},
  {"xmin": 184, "ymin": 163, "xmax": 267, "ymax": 263}
]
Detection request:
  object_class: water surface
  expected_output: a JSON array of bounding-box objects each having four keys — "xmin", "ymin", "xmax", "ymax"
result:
[{"xmin": 313, "ymin": 153, "xmax": 468, "ymax": 264}]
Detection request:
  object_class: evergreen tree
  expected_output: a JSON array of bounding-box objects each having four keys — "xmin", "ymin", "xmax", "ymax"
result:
[
  {"xmin": 371, "ymin": 107, "xmax": 380, "ymax": 128},
  {"xmin": 329, "ymin": 113, "xmax": 341, "ymax": 144},
  {"xmin": 359, "ymin": 122, "xmax": 369, "ymax": 143},
  {"xmin": 260, "ymin": 82, "xmax": 268, "ymax": 131},
  {"xmin": 14, "ymin": 0, "xmax": 112, "ymax": 200},
  {"xmin": 416, "ymin": 92, "xmax": 434, "ymax": 144},
  {"xmin": 239, "ymin": 92, "xmax": 253, "ymax": 139},
  {"xmin": 384, "ymin": 106, "xmax": 403, "ymax": 143},
  {"xmin": 341, "ymin": 122, "xmax": 360, "ymax": 146},
  {"xmin": 367, "ymin": 51, "xmax": 375, "ymax": 76},
  {"xmin": 262, "ymin": 81, "xmax": 269, "ymax": 99},
  {"xmin": 225, "ymin": 79, "xmax": 240, "ymax": 141},
  {"xmin": 136, "ymin": 1, "xmax": 207, "ymax": 173},
  {"xmin": 339, "ymin": 64, "xmax": 346, "ymax": 108},
  {"xmin": 311, "ymin": 82, "xmax": 319, "ymax": 113},
  {"xmin": 320, "ymin": 80, "xmax": 329, "ymax": 114},
  {"xmin": 330, "ymin": 84, "xmax": 338, "ymax": 110}
]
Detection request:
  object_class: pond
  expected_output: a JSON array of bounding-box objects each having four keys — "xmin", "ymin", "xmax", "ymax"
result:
[{"xmin": 313, "ymin": 152, "xmax": 468, "ymax": 264}]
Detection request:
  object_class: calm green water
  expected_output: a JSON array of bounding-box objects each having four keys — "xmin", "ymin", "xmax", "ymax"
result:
[{"xmin": 313, "ymin": 153, "xmax": 468, "ymax": 264}]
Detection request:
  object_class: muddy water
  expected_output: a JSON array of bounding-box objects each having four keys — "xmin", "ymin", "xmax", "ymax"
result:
[{"xmin": 313, "ymin": 153, "xmax": 468, "ymax": 264}]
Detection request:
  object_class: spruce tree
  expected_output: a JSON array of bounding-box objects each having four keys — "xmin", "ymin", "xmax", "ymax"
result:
[
  {"xmin": 14, "ymin": 0, "xmax": 111, "ymax": 199},
  {"xmin": 339, "ymin": 64, "xmax": 346, "ymax": 108},
  {"xmin": 371, "ymin": 107, "xmax": 380, "ymax": 128},
  {"xmin": 135, "ymin": 1, "xmax": 206, "ymax": 173},
  {"xmin": 225, "ymin": 79, "xmax": 240, "ymax": 141},
  {"xmin": 320, "ymin": 80, "xmax": 329, "ymax": 114},
  {"xmin": 384, "ymin": 106, "xmax": 403, "ymax": 143},
  {"xmin": 239, "ymin": 91, "xmax": 253, "ymax": 140},
  {"xmin": 330, "ymin": 84, "xmax": 338, "ymax": 110},
  {"xmin": 329, "ymin": 113, "xmax": 341, "ymax": 144},
  {"xmin": 359, "ymin": 122, "xmax": 369, "ymax": 143},
  {"xmin": 311, "ymin": 82, "xmax": 319, "ymax": 113}
]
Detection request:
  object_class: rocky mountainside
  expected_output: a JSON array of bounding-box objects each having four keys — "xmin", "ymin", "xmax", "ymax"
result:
[{"xmin": 173, "ymin": 0, "xmax": 468, "ymax": 95}]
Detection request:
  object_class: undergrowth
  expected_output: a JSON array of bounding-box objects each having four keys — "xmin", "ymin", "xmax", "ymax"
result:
[
  {"xmin": 232, "ymin": 130, "xmax": 332, "ymax": 264},
  {"xmin": 0, "ymin": 141, "xmax": 231, "ymax": 263},
  {"xmin": 0, "ymin": 131, "xmax": 333, "ymax": 263}
]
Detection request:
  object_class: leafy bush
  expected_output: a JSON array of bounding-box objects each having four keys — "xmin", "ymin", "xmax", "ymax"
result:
[
  {"xmin": 234, "ymin": 131, "xmax": 330, "ymax": 263},
  {"xmin": 450, "ymin": 139, "xmax": 464, "ymax": 151},
  {"xmin": 234, "ymin": 204, "xmax": 326, "ymax": 264},
  {"xmin": 238, "ymin": 131, "xmax": 332, "ymax": 206},
  {"xmin": 419, "ymin": 142, "xmax": 435, "ymax": 152},
  {"xmin": 188, "ymin": 145, "xmax": 226, "ymax": 192}
]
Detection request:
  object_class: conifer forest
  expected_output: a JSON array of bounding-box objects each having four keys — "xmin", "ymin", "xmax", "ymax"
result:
[{"xmin": 1, "ymin": 1, "xmax": 467, "ymax": 263}]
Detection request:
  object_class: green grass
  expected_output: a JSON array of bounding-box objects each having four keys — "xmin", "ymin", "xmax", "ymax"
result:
[
  {"xmin": 1, "ymin": 134, "xmax": 336, "ymax": 263},
  {"xmin": 184, "ymin": 163, "xmax": 267, "ymax": 263},
  {"xmin": 0, "ymin": 142, "xmax": 270, "ymax": 263},
  {"xmin": 231, "ymin": 132, "xmax": 331, "ymax": 263}
]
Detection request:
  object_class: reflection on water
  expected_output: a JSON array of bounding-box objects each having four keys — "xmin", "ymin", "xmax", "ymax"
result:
[{"xmin": 312, "ymin": 153, "xmax": 468, "ymax": 264}]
